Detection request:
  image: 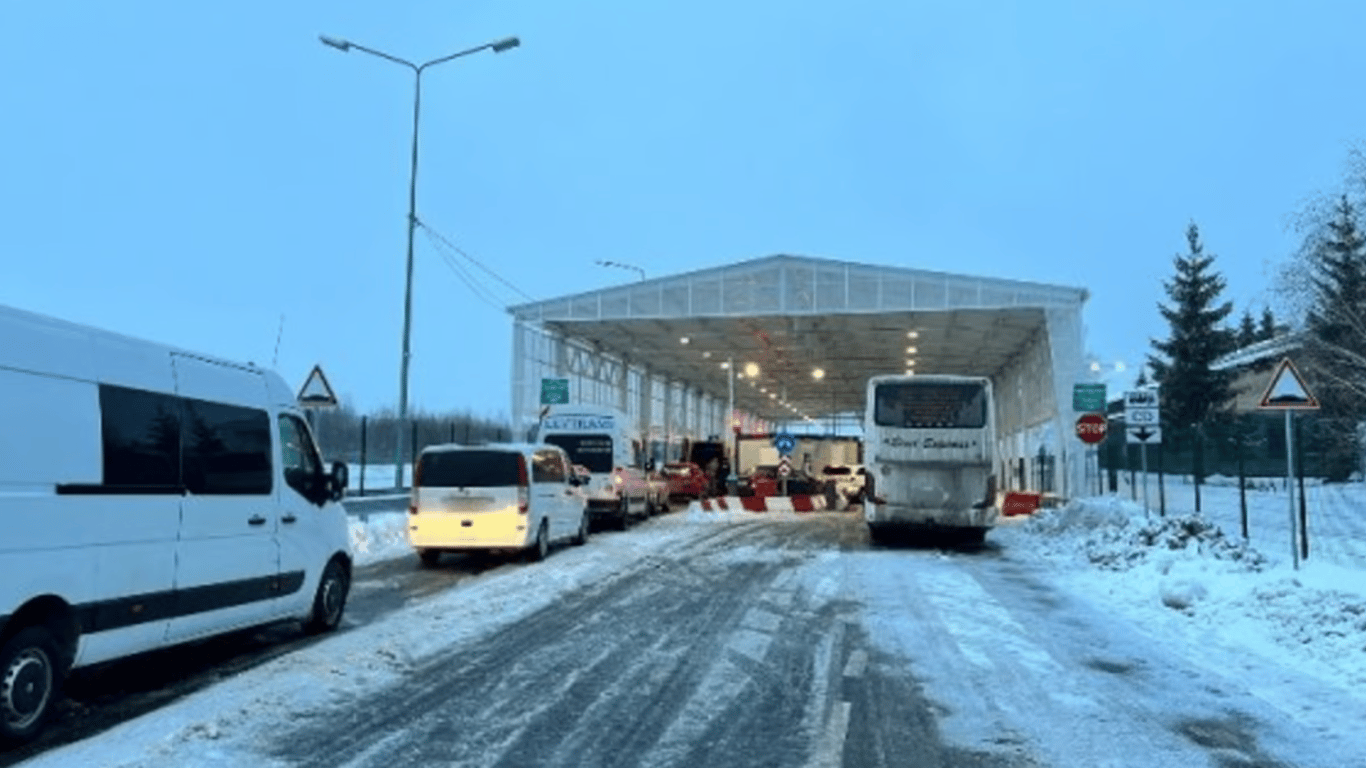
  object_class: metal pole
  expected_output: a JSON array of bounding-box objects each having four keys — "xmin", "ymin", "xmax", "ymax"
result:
[
  {"xmin": 395, "ymin": 68, "xmax": 422, "ymax": 489},
  {"xmin": 1140, "ymin": 443, "xmax": 1149, "ymax": 517},
  {"xmin": 1285, "ymin": 410, "xmax": 1299, "ymax": 571},
  {"xmin": 727, "ymin": 356, "xmax": 736, "ymax": 491},
  {"xmin": 359, "ymin": 415, "xmax": 368, "ymax": 496}
]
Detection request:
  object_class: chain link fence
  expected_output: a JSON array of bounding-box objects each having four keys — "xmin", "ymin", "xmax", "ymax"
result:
[{"xmin": 305, "ymin": 406, "xmax": 514, "ymax": 495}]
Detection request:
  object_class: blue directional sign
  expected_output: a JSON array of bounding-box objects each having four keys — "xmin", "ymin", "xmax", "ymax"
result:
[{"xmin": 773, "ymin": 431, "xmax": 797, "ymax": 456}]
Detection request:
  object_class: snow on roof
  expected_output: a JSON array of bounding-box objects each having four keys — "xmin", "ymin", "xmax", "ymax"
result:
[{"xmin": 1211, "ymin": 331, "xmax": 1307, "ymax": 371}]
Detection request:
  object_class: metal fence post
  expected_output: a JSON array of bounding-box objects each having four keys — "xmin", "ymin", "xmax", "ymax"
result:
[
  {"xmin": 359, "ymin": 415, "xmax": 368, "ymax": 496},
  {"xmin": 409, "ymin": 419, "xmax": 418, "ymax": 489},
  {"xmin": 1296, "ymin": 415, "xmax": 1308, "ymax": 560},
  {"xmin": 1157, "ymin": 439, "xmax": 1166, "ymax": 517}
]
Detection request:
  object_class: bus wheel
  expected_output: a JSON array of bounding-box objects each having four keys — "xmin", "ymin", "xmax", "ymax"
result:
[
  {"xmin": 0, "ymin": 626, "xmax": 60, "ymax": 746},
  {"xmin": 866, "ymin": 524, "xmax": 884, "ymax": 546}
]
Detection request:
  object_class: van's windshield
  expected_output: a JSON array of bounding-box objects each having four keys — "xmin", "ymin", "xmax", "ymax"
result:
[
  {"xmin": 543, "ymin": 435, "xmax": 614, "ymax": 473},
  {"xmin": 419, "ymin": 450, "xmax": 523, "ymax": 488}
]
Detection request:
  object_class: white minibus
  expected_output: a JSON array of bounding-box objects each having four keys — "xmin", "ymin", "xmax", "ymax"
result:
[{"xmin": 0, "ymin": 303, "xmax": 352, "ymax": 745}]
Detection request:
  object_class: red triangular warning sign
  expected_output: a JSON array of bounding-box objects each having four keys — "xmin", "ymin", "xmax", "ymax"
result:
[
  {"xmin": 1257, "ymin": 358, "xmax": 1319, "ymax": 410},
  {"xmin": 297, "ymin": 364, "xmax": 339, "ymax": 407}
]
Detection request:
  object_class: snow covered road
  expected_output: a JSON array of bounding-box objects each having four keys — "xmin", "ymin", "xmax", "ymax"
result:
[{"xmin": 13, "ymin": 505, "xmax": 1366, "ymax": 767}]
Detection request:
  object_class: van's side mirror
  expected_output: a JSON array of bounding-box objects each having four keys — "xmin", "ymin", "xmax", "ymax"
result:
[
  {"xmin": 568, "ymin": 474, "xmax": 582, "ymax": 487},
  {"xmin": 329, "ymin": 461, "xmax": 349, "ymax": 502}
]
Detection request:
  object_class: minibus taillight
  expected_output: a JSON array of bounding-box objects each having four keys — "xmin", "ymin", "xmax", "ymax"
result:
[{"xmin": 517, "ymin": 455, "xmax": 530, "ymax": 514}]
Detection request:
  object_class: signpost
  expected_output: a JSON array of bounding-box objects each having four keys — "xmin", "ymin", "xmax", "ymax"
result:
[
  {"xmin": 540, "ymin": 378, "xmax": 570, "ymax": 405},
  {"xmin": 1256, "ymin": 357, "xmax": 1319, "ymax": 571},
  {"xmin": 1073, "ymin": 388, "xmax": 1109, "ymax": 495},
  {"xmin": 1075, "ymin": 413, "xmax": 1107, "ymax": 444},
  {"xmin": 1073, "ymin": 382, "xmax": 1107, "ymax": 412},
  {"xmin": 1076, "ymin": 412, "xmax": 1107, "ymax": 497},
  {"xmin": 297, "ymin": 364, "xmax": 339, "ymax": 437},
  {"xmin": 1124, "ymin": 388, "xmax": 1161, "ymax": 515}
]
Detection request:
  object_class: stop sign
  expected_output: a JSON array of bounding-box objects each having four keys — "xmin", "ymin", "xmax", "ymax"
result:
[{"xmin": 1075, "ymin": 413, "xmax": 1108, "ymax": 444}]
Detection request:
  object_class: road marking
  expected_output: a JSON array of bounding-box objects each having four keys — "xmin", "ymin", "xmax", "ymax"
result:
[
  {"xmin": 804, "ymin": 622, "xmax": 853, "ymax": 768},
  {"xmin": 842, "ymin": 649, "xmax": 868, "ymax": 679},
  {"xmin": 808, "ymin": 700, "xmax": 852, "ymax": 768},
  {"xmin": 741, "ymin": 607, "xmax": 783, "ymax": 633}
]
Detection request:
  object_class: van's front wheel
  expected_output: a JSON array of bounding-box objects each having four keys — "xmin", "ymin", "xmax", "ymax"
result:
[
  {"xmin": 0, "ymin": 626, "xmax": 60, "ymax": 746},
  {"xmin": 304, "ymin": 558, "xmax": 350, "ymax": 634}
]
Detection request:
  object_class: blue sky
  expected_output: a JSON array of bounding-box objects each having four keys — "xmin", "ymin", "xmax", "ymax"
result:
[{"xmin": 3, "ymin": 1, "xmax": 1362, "ymax": 418}]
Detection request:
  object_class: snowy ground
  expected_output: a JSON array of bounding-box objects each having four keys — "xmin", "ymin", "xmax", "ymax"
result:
[{"xmin": 16, "ymin": 482, "xmax": 1366, "ymax": 766}]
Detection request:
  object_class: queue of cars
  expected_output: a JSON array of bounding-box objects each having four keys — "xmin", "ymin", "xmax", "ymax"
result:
[{"xmin": 0, "ymin": 299, "xmax": 863, "ymax": 749}]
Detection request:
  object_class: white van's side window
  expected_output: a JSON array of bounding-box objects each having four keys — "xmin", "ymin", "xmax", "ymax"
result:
[
  {"xmin": 97, "ymin": 385, "xmax": 183, "ymax": 491},
  {"xmin": 182, "ymin": 399, "xmax": 273, "ymax": 495},
  {"xmin": 532, "ymin": 449, "xmax": 567, "ymax": 483},
  {"xmin": 278, "ymin": 414, "xmax": 322, "ymax": 499}
]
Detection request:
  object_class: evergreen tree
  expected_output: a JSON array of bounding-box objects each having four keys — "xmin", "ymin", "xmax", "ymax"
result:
[
  {"xmin": 1148, "ymin": 223, "xmax": 1237, "ymax": 480},
  {"xmin": 1237, "ymin": 309, "xmax": 1258, "ymax": 348},
  {"xmin": 1302, "ymin": 194, "xmax": 1366, "ymax": 480},
  {"xmin": 1258, "ymin": 306, "xmax": 1277, "ymax": 340},
  {"xmin": 1305, "ymin": 195, "xmax": 1366, "ymax": 372}
]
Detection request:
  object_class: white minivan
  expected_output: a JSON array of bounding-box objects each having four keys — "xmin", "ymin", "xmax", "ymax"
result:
[
  {"xmin": 0, "ymin": 303, "xmax": 353, "ymax": 745},
  {"xmin": 407, "ymin": 442, "xmax": 589, "ymax": 566}
]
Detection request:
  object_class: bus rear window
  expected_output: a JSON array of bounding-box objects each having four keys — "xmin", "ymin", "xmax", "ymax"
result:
[
  {"xmin": 419, "ymin": 450, "xmax": 523, "ymax": 488},
  {"xmin": 543, "ymin": 435, "xmax": 614, "ymax": 473},
  {"xmin": 873, "ymin": 383, "xmax": 987, "ymax": 429}
]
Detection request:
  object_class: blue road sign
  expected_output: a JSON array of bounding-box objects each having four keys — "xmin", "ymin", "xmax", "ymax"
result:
[{"xmin": 773, "ymin": 432, "xmax": 797, "ymax": 456}]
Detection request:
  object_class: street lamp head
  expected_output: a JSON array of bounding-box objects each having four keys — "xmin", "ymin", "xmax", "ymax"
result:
[
  {"xmin": 490, "ymin": 36, "xmax": 521, "ymax": 53},
  {"xmin": 319, "ymin": 34, "xmax": 352, "ymax": 52}
]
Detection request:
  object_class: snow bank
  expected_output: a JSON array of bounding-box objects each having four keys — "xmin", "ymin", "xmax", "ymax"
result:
[{"xmin": 1003, "ymin": 496, "xmax": 1366, "ymax": 695}]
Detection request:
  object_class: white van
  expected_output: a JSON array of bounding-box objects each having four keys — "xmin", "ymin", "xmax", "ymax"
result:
[
  {"xmin": 407, "ymin": 442, "xmax": 588, "ymax": 566},
  {"xmin": 533, "ymin": 405, "xmax": 658, "ymax": 530},
  {"xmin": 0, "ymin": 303, "xmax": 353, "ymax": 745}
]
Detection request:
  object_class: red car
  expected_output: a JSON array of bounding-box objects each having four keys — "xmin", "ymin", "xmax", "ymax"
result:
[{"xmin": 663, "ymin": 462, "xmax": 708, "ymax": 499}]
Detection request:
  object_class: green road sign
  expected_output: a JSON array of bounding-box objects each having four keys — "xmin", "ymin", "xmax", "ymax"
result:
[
  {"xmin": 541, "ymin": 378, "xmax": 569, "ymax": 405},
  {"xmin": 1073, "ymin": 382, "xmax": 1106, "ymax": 412}
]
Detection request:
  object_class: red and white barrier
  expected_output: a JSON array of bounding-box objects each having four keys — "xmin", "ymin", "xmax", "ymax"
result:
[{"xmin": 693, "ymin": 495, "xmax": 840, "ymax": 513}]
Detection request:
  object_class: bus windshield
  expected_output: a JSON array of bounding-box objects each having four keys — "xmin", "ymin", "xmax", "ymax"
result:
[{"xmin": 873, "ymin": 382, "xmax": 987, "ymax": 429}]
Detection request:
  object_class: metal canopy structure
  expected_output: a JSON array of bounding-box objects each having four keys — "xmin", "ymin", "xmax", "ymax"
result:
[{"xmin": 508, "ymin": 254, "xmax": 1091, "ymax": 497}]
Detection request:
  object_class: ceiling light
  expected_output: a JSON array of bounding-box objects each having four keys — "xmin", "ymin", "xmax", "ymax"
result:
[
  {"xmin": 744, "ymin": 362, "xmax": 760, "ymax": 378},
  {"xmin": 679, "ymin": 336, "xmax": 690, "ymax": 345},
  {"xmin": 907, "ymin": 331, "xmax": 919, "ymax": 339},
  {"xmin": 812, "ymin": 367, "xmax": 825, "ymax": 380},
  {"xmin": 906, "ymin": 346, "xmax": 917, "ymax": 354}
]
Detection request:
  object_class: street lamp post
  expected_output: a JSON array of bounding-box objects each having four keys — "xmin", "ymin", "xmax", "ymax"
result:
[{"xmin": 320, "ymin": 33, "xmax": 519, "ymax": 488}]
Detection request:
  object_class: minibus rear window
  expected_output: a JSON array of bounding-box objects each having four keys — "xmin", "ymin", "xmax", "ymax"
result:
[
  {"xmin": 418, "ymin": 450, "xmax": 524, "ymax": 488},
  {"xmin": 542, "ymin": 435, "xmax": 614, "ymax": 473}
]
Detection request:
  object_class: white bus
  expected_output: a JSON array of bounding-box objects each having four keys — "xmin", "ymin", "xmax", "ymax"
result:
[{"xmin": 862, "ymin": 374, "xmax": 998, "ymax": 543}]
